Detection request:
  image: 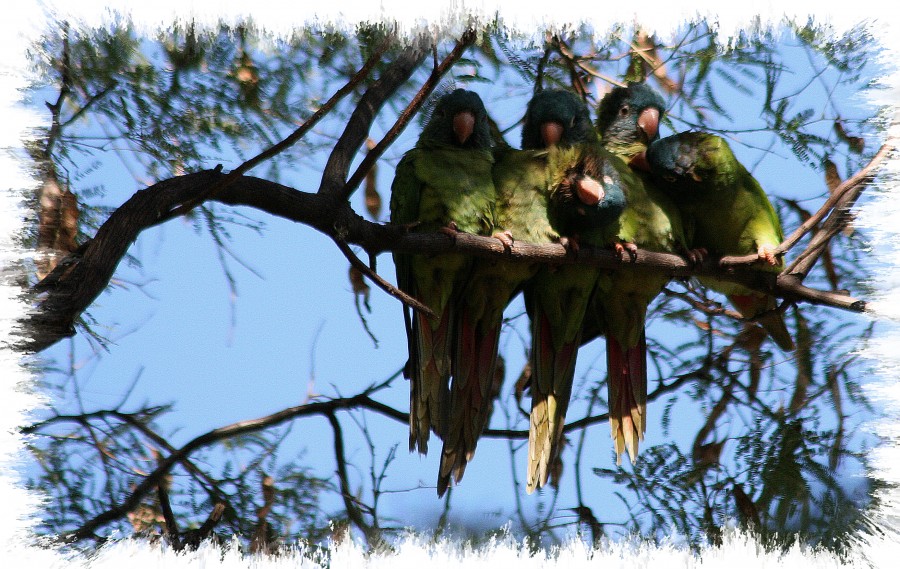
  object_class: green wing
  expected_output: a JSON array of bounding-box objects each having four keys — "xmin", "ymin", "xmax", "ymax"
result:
[
  {"xmin": 390, "ymin": 151, "xmax": 422, "ymax": 302},
  {"xmin": 647, "ymin": 131, "xmax": 794, "ymax": 351},
  {"xmin": 525, "ymin": 142, "xmax": 626, "ymax": 492}
]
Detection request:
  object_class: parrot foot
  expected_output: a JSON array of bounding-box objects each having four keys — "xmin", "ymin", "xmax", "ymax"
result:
[
  {"xmin": 559, "ymin": 235, "xmax": 581, "ymax": 253},
  {"xmin": 439, "ymin": 223, "xmax": 461, "ymax": 242},
  {"xmin": 684, "ymin": 247, "xmax": 708, "ymax": 266},
  {"xmin": 492, "ymin": 230, "xmax": 515, "ymax": 252},
  {"xmin": 614, "ymin": 241, "xmax": 638, "ymax": 262},
  {"xmin": 757, "ymin": 244, "xmax": 779, "ymax": 265}
]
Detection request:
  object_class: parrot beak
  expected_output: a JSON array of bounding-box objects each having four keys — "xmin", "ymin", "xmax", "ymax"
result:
[
  {"xmin": 576, "ymin": 176, "xmax": 604, "ymax": 206},
  {"xmin": 540, "ymin": 121, "xmax": 564, "ymax": 147},
  {"xmin": 637, "ymin": 107, "xmax": 660, "ymax": 143},
  {"xmin": 453, "ymin": 111, "xmax": 476, "ymax": 145}
]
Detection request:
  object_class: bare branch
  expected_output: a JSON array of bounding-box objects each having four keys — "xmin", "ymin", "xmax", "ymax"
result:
[
  {"xmin": 58, "ymin": 388, "xmax": 397, "ymax": 543},
  {"xmin": 334, "ymin": 237, "xmax": 435, "ymax": 318},
  {"xmin": 158, "ymin": 35, "xmax": 395, "ymax": 222},
  {"xmin": 779, "ymin": 141, "xmax": 894, "ymax": 258},
  {"xmin": 483, "ymin": 369, "xmax": 700, "ymax": 439},
  {"xmin": 326, "ymin": 411, "xmax": 379, "ymax": 545},
  {"xmin": 318, "ymin": 40, "xmax": 428, "ymax": 198}
]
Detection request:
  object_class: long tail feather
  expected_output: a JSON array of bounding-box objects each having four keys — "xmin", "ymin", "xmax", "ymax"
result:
[
  {"xmin": 410, "ymin": 302, "xmax": 454, "ymax": 454},
  {"xmin": 527, "ymin": 310, "xmax": 579, "ymax": 492},
  {"xmin": 437, "ymin": 311, "xmax": 501, "ymax": 496},
  {"xmin": 729, "ymin": 293, "xmax": 794, "ymax": 351},
  {"xmin": 607, "ymin": 329, "xmax": 647, "ymax": 465}
]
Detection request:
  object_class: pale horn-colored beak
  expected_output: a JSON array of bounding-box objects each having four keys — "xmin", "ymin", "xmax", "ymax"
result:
[
  {"xmin": 453, "ymin": 111, "xmax": 476, "ymax": 145},
  {"xmin": 637, "ymin": 107, "xmax": 660, "ymax": 143},
  {"xmin": 540, "ymin": 121, "xmax": 564, "ymax": 147}
]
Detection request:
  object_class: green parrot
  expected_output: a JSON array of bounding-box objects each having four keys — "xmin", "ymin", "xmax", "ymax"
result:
[
  {"xmin": 390, "ymin": 89, "xmax": 496, "ymax": 456},
  {"xmin": 646, "ymin": 130, "xmax": 794, "ymax": 351},
  {"xmin": 438, "ymin": 90, "xmax": 626, "ymax": 496},
  {"xmin": 522, "ymin": 89, "xmax": 627, "ymax": 493},
  {"xmin": 588, "ymin": 83, "xmax": 687, "ymax": 465}
]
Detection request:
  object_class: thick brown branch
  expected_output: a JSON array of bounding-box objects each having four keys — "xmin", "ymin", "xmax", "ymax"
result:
[
  {"xmin": 776, "ymin": 274, "xmax": 866, "ymax": 312},
  {"xmin": 21, "ymin": 168, "xmax": 868, "ymax": 353}
]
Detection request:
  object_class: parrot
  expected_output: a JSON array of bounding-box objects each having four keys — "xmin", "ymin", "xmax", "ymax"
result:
[
  {"xmin": 521, "ymin": 89, "xmax": 627, "ymax": 493},
  {"xmin": 390, "ymin": 88, "xmax": 496, "ymax": 456},
  {"xmin": 645, "ymin": 130, "xmax": 794, "ymax": 351},
  {"xmin": 437, "ymin": 89, "xmax": 626, "ymax": 496},
  {"xmin": 587, "ymin": 82, "xmax": 687, "ymax": 466}
]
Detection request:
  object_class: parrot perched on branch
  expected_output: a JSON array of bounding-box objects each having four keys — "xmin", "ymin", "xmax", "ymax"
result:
[
  {"xmin": 390, "ymin": 89, "xmax": 496, "ymax": 456},
  {"xmin": 522, "ymin": 89, "xmax": 627, "ymax": 493},
  {"xmin": 437, "ymin": 89, "xmax": 627, "ymax": 496},
  {"xmin": 646, "ymin": 131, "xmax": 795, "ymax": 351},
  {"xmin": 436, "ymin": 140, "xmax": 554, "ymax": 496},
  {"xmin": 435, "ymin": 138, "xmax": 555, "ymax": 495},
  {"xmin": 587, "ymin": 82, "xmax": 687, "ymax": 466}
]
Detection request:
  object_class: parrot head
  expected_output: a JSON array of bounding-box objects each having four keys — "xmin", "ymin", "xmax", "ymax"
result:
[
  {"xmin": 521, "ymin": 89, "xmax": 598, "ymax": 150},
  {"xmin": 419, "ymin": 88, "xmax": 492, "ymax": 149},
  {"xmin": 596, "ymin": 82, "xmax": 666, "ymax": 150}
]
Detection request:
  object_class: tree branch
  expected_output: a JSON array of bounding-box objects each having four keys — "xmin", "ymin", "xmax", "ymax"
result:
[
  {"xmin": 780, "ymin": 141, "xmax": 894, "ymax": 258},
  {"xmin": 326, "ymin": 411, "xmax": 379, "ymax": 545},
  {"xmin": 21, "ymin": 163, "xmax": 870, "ymax": 353},
  {"xmin": 158, "ymin": 35, "xmax": 396, "ymax": 222},
  {"xmin": 318, "ymin": 39, "xmax": 428, "ymax": 198},
  {"xmin": 59, "ymin": 386, "xmax": 400, "ymax": 543},
  {"xmin": 719, "ymin": 140, "xmax": 895, "ymax": 271}
]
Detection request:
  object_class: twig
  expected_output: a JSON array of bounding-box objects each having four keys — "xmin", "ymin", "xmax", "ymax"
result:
[
  {"xmin": 158, "ymin": 35, "xmax": 396, "ymax": 222},
  {"xmin": 779, "ymin": 141, "xmax": 894, "ymax": 258},
  {"xmin": 339, "ymin": 29, "xmax": 478, "ymax": 202},
  {"xmin": 318, "ymin": 41, "xmax": 428, "ymax": 197},
  {"xmin": 553, "ymin": 37, "xmax": 626, "ymax": 90},
  {"xmin": 60, "ymin": 388, "xmax": 396, "ymax": 543},
  {"xmin": 326, "ymin": 411, "xmax": 378, "ymax": 545},
  {"xmin": 44, "ymin": 22, "xmax": 72, "ymax": 158},
  {"xmin": 334, "ymin": 237, "xmax": 434, "ymax": 318},
  {"xmin": 483, "ymin": 369, "xmax": 700, "ymax": 439}
]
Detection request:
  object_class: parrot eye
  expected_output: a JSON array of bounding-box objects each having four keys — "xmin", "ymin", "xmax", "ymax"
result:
[{"xmin": 619, "ymin": 105, "xmax": 630, "ymax": 117}]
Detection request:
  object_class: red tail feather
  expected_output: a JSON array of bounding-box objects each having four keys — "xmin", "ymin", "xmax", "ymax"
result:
[{"xmin": 606, "ymin": 331, "xmax": 647, "ymax": 464}]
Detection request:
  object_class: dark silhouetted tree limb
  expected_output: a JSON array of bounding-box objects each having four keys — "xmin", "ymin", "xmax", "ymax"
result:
[{"xmin": 22, "ymin": 144, "xmax": 879, "ymax": 353}]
